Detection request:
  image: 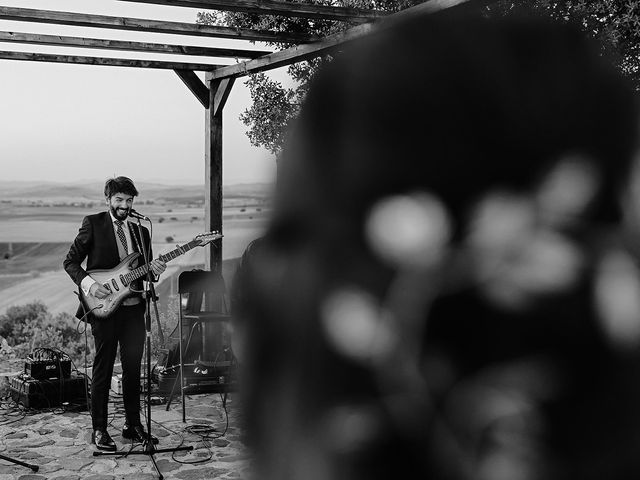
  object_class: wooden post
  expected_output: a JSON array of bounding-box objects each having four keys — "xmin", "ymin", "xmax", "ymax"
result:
[{"xmin": 204, "ymin": 72, "xmax": 234, "ymax": 272}]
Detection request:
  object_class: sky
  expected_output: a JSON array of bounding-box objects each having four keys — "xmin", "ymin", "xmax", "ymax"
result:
[{"xmin": 0, "ymin": 0, "xmax": 284, "ymax": 185}]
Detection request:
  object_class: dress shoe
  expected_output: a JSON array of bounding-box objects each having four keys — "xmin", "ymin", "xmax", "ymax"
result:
[
  {"xmin": 91, "ymin": 429, "xmax": 116, "ymax": 451},
  {"xmin": 122, "ymin": 424, "xmax": 159, "ymax": 444}
]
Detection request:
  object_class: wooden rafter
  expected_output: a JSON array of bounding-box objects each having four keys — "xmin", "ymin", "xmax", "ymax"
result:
[
  {"xmin": 119, "ymin": 0, "xmax": 387, "ymax": 23},
  {"xmin": 174, "ymin": 69, "xmax": 209, "ymax": 107},
  {"xmin": 0, "ymin": 50, "xmax": 220, "ymax": 70},
  {"xmin": 0, "ymin": 31, "xmax": 270, "ymax": 59},
  {"xmin": 208, "ymin": 22, "xmax": 370, "ymax": 79},
  {"xmin": 0, "ymin": 6, "xmax": 319, "ymax": 44},
  {"xmin": 208, "ymin": 0, "xmax": 485, "ymax": 79}
]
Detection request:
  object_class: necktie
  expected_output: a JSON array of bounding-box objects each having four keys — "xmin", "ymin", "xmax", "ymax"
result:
[{"xmin": 115, "ymin": 220, "xmax": 128, "ymax": 255}]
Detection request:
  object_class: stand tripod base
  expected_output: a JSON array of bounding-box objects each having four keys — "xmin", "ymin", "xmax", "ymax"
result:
[
  {"xmin": 92, "ymin": 445, "xmax": 193, "ymax": 457},
  {"xmin": 0, "ymin": 453, "xmax": 39, "ymax": 472},
  {"xmin": 94, "ymin": 444, "xmax": 193, "ymax": 480}
]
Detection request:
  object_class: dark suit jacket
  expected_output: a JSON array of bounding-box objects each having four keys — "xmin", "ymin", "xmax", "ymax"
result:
[{"xmin": 63, "ymin": 211, "xmax": 153, "ymax": 319}]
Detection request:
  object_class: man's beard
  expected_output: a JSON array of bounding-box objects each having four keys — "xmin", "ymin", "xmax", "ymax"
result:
[{"xmin": 110, "ymin": 205, "xmax": 129, "ymax": 221}]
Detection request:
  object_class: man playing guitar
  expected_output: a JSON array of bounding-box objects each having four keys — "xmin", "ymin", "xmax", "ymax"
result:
[{"xmin": 63, "ymin": 176, "xmax": 166, "ymax": 451}]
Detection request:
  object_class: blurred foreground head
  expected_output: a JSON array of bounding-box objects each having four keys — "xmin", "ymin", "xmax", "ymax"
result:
[{"xmin": 248, "ymin": 8, "xmax": 640, "ymax": 480}]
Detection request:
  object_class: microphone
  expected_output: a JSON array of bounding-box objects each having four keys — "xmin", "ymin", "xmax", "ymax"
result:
[{"xmin": 128, "ymin": 209, "xmax": 150, "ymax": 221}]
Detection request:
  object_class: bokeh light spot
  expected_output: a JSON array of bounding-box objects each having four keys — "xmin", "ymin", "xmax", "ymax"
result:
[
  {"xmin": 321, "ymin": 287, "xmax": 397, "ymax": 363},
  {"xmin": 365, "ymin": 192, "xmax": 450, "ymax": 269}
]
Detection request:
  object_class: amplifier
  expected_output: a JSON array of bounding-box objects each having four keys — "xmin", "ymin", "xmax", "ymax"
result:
[
  {"xmin": 25, "ymin": 359, "xmax": 71, "ymax": 380},
  {"xmin": 9, "ymin": 374, "xmax": 88, "ymax": 409},
  {"xmin": 156, "ymin": 362, "xmax": 237, "ymax": 394}
]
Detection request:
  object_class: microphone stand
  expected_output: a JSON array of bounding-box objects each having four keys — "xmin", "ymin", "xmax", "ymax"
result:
[
  {"xmin": 94, "ymin": 216, "xmax": 192, "ymax": 480},
  {"xmin": 0, "ymin": 453, "xmax": 39, "ymax": 473}
]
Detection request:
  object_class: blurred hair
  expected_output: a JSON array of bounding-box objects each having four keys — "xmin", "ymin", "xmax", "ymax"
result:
[
  {"xmin": 276, "ymin": 12, "xmax": 637, "ymax": 244},
  {"xmin": 248, "ymin": 9, "xmax": 640, "ymax": 480},
  {"xmin": 104, "ymin": 176, "xmax": 139, "ymax": 198}
]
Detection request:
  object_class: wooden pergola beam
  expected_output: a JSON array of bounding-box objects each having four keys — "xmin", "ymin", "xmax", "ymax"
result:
[
  {"xmin": 174, "ymin": 69, "xmax": 209, "ymax": 107},
  {"xmin": 0, "ymin": 50, "xmax": 220, "ymax": 70},
  {"xmin": 208, "ymin": 22, "xmax": 371, "ymax": 79},
  {"xmin": 120, "ymin": 0, "xmax": 387, "ymax": 23},
  {"xmin": 0, "ymin": 31, "xmax": 270, "ymax": 59},
  {"xmin": 208, "ymin": 0, "xmax": 484, "ymax": 79},
  {"xmin": 0, "ymin": 6, "xmax": 319, "ymax": 44}
]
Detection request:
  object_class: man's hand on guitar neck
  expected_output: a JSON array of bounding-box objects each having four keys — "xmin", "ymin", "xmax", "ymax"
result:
[
  {"xmin": 89, "ymin": 282, "xmax": 111, "ymax": 299},
  {"xmin": 150, "ymin": 259, "xmax": 166, "ymax": 276}
]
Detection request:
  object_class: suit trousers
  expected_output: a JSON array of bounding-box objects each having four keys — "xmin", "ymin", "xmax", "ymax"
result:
[{"xmin": 90, "ymin": 302, "xmax": 146, "ymax": 430}]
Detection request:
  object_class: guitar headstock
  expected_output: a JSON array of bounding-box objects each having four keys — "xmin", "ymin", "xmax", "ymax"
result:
[{"xmin": 194, "ymin": 231, "xmax": 223, "ymax": 246}]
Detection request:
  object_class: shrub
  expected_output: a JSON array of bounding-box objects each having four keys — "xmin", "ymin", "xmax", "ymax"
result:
[
  {"xmin": 0, "ymin": 301, "xmax": 93, "ymax": 367},
  {"xmin": 0, "ymin": 301, "xmax": 49, "ymax": 339}
]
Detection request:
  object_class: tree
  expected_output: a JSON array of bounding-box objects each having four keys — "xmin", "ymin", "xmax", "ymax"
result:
[
  {"xmin": 197, "ymin": 0, "xmax": 421, "ymax": 155},
  {"xmin": 199, "ymin": 0, "xmax": 640, "ymax": 156}
]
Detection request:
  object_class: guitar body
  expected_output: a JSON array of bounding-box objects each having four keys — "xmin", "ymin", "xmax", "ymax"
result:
[{"xmin": 80, "ymin": 253, "xmax": 142, "ymax": 319}]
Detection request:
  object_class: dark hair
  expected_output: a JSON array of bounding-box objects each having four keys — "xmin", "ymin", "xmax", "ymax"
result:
[
  {"xmin": 251, "ymin": 11, "xmax": 640, "ymax": 480},
  {"xmin": 104, "ymin": 176, "xmax": 139, "ymax": 198},
  {"xmin": 276, "ymin": 13, "xmax": 638, "ymax": 241}
]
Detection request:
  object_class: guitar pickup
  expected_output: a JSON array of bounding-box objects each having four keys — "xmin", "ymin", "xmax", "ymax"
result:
[
  {"xmin": 111, "ymin": 279, "xmax": 120, "ymax": 291},
  {"xmin": 103, "ymin": 283, "xmax": 112, "ymax": 294}
]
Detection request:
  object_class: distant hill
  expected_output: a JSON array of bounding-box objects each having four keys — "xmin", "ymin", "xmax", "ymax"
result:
[{"xmin": 0, "ymin": 180, "xmax": 273, "ymax": 204}]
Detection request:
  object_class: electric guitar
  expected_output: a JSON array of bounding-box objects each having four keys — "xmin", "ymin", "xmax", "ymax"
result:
[{"xmin": 80, "ymin": 231, "xmax": 222, "ymax": 319}]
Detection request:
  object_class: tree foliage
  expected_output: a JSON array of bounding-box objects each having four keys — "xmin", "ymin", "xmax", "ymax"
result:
[
  {"xmin": 197, "ymin": 0, "xmax": 421, "ymax": 155},
  {"xmin": 239, "ymin": 73, "xmax": 299, "ymax": 155},
  {"xmin": 199, "ymin": 0, "xmax": 640, "ymax": 155}
]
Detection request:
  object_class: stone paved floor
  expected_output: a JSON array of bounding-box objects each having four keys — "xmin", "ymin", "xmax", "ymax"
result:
[{"xmin": 0, "ymin": 387, "xmax": 249, "ymax": 480}]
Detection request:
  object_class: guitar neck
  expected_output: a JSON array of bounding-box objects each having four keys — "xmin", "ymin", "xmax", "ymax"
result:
[{"xmin": 126, "ymin": 239, "xmax": 199, "ymax": 282}]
